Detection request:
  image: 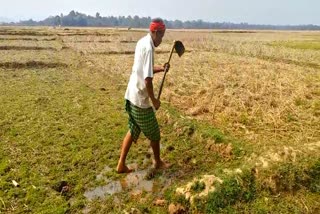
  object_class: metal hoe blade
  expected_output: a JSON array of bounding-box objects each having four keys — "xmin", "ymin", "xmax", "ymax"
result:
[{"xmin": 174, "ymin": 40, "xmax": 185, "ymax": 57}]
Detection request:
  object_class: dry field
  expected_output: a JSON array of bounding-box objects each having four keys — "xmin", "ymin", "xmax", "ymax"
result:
[{"xmin": 0, "ymin": 26, "xmax": 319, "ymax": 213}]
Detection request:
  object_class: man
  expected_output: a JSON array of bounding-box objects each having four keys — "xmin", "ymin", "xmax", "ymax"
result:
[{"xmin": 117, "ymin": 18, "xmax": 170, "ymax": 173}]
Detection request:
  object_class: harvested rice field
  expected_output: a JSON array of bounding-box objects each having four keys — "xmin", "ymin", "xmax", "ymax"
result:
[{"xmin": 0, "ymin": 26, "xmax": 319, "ymax": 213}]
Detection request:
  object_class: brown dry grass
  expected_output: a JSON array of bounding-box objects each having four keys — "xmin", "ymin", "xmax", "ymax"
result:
[
  {"xmin": 0, "ymin": 61, "xmax": 68, "ymax": 69},
  {"xmin": 0, "ymin": 46, "xmax": 56, "ymax": 51},
  {"xmin": 155, "ymin": 31, "xmax": 320, "ymax": 157},
  {"xmin": 0, "ymin": 37, "xmax": 57, "ymax": 41}
]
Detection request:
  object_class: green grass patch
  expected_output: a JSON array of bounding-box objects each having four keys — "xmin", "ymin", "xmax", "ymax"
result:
[
  {"xmin": 206, "ymin": 169, "xmax": 256, "ymax": 213},
  {"xmin": 190, "ymin": 180, "xmax": 206, "ymax": 193},
  {"xmin": 269, "ymin": 40, "xmax": 320, "ymax": 50},
  {"xmin": 203, "ymin": 158, "xmax": 320, "ymax": 213}
]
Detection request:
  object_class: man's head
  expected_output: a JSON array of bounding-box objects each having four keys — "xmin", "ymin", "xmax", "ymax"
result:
[{"xmin": 149, "ymin": 18, "xmax": 166, "ymax": 47}]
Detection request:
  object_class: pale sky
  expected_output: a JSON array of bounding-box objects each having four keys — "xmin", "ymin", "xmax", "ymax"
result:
[{"xmin": 0, "ymin": 0, "xmax": 319, "ymax": 25}]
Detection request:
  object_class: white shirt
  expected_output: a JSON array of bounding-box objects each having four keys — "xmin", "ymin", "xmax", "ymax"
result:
[{"xmin": 125, "ymin": 33, "xmax": 155, "ymax": 108}]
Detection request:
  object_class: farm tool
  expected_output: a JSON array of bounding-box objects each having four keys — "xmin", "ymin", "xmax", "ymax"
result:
[{"xmin": 157, "ymin": 40, "xmax": 185, "ymax": 100}]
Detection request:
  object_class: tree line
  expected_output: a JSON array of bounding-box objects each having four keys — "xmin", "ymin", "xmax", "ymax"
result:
[{"xmin": 4, "ymin": 10, "xmax": 320, "ymax": 30}]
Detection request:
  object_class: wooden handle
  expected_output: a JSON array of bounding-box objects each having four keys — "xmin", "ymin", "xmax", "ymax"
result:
[
  {"xmin": 157, "ymin": 41, "xmax": 176, "ymax": 100},
  {"xmin": 157, "ymin": 67, "xmax": 168, "ymax": 100}
]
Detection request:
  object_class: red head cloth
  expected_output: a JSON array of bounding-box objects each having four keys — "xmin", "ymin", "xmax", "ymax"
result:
[{"xmin": 149, "ymin": 21, "xmax": 166, "ymax": 32}]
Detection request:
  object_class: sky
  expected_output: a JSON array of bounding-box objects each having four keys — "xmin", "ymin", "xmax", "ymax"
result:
[{"xmin": 0, "ymin": 0, "xmax": 319, "ymax": 25}]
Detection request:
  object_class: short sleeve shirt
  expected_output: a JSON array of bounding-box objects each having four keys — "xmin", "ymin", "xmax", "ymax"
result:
[{"xmin": 124, "ymin": 33, "xmax": 155, "ymax": 108}]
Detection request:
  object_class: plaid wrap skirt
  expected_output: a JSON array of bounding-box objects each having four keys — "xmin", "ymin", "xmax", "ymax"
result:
[{"xmin": 125, "ymin": 100, "xmax": 160, "ymax": 142}]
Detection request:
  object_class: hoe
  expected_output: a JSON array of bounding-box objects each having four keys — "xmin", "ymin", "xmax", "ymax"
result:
[{"xmin": 157, "ymin": 40, "xmax": 185, "ymax": 100}]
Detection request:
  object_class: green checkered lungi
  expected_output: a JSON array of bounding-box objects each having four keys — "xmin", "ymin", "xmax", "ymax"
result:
[{"xmin": 125, "ymin": 100, "xmax": 160, "ymax": 142}]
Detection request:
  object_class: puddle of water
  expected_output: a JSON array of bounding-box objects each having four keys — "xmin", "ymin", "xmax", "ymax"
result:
[
  {"xmin": 84, "ymin": 163, "xmax": 172, "ymax": 200},
  {"xmin": 84, "ymin": 181, "xmax": 122, "ymax": 200},
  {"xmin": 96, "ymin": 166, "xmax": 112, "ymax": 181},
  {"xmin": 82, "ymin": 207, "xmax": 91, "ymax": 214},
  {"xmin": 122, "ymin": 169, "xmax": 153, "ymax": 195}
]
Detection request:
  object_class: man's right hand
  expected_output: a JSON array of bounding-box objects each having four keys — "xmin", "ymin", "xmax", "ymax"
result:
[{"xmin": 163, "ymin": 62, "xmax": 170, "ymax": 72}]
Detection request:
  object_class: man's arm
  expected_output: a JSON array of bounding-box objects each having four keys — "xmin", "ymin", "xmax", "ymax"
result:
[
  {"xmin": 145, "ymin": 77, "xmax": 160, "ymax": 110},
  {"xmin": 153, "ymin": 63, "xmax": 170, "ymax": 74},
  {"xmin": 153, "ymin": 66, "xmax": 164, "ymax": 74}
]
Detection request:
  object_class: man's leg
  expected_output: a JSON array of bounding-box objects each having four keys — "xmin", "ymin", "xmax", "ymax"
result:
[
  {"xmin": 117, "ymin": 130, "xmax": 134, "ymax": 173},
  {"xmin": 150, "ymin": 140, "xmax": 169, "ymax": 169}
]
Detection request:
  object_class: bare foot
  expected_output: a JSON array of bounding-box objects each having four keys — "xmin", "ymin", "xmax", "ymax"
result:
[
  {"xmin": 117, "ymin": 164, "xmax": 133, "ymax": 173},
  {"xmin": 154, "ymin": 160, "xmax": 171, "ymax": 170}
]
